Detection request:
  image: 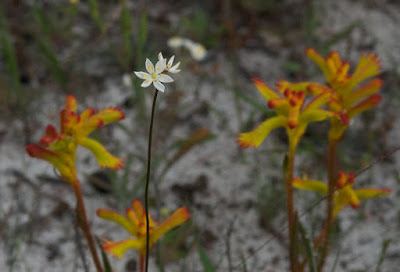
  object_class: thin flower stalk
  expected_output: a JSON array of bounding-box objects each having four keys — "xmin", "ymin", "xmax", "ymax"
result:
[{"xmin": 134, "ymin": 53, "xmax": 180, "ymax": 272}]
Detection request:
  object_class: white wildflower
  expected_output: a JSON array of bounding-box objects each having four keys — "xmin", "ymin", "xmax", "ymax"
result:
[
  {"xmin": 134, "ymin": 57, "xmax": 173, "ymax": 92},
  {"xmin": 158, "ymin": 52, "xmax": 181, "ymax": 74}
]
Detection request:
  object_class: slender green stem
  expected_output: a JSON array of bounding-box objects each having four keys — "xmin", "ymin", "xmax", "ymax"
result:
[
  {"xmin": 318, "ymin": 139, "xmax": 337, "ymax": 271},
  {"xmin": 145, "ymin": 90, "xmax": 158, "ymax": 272},
  {"xmin": 72, "ymin": 180, "xmax": 104, "ymax": 272},
  {"xmin": 286, "ymin": 143, "xmax": 298, "ymax": 272}
]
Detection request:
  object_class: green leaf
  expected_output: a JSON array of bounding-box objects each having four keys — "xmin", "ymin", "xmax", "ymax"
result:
[
  {"xmin": 96, "ymin": 236, "xmax": 113, "ymax": 272},
  {"xmin": 297, "ymin": 218, "xmax": 316, "ymax": 272},
  {"xmin": 33, "ymin": 0, "xmax": 50, "ymax": 35},
  {"xmin": 35, "ymin": 36, "xmax": 66, "ymax": 88},
  {"xmin": 198, "ymin": 243, "xmax": 217, "ymax": 272},
  {"xmin": 0, "ymin": 32, "xmax": 21, "ymax": 102},
  {"xmin": 120, "ymin": 1, "xmax": 132, "ymax": 67},
  {"xmin": 88, "ymin": 0, "xmax": 104, "ymax": 31}
]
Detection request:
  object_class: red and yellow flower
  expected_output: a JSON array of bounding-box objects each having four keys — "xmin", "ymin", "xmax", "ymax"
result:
[
  {"xmin": 293, "ymin": 171, "xmax": 391, "ymax": 219},
  {"xmin": 306, "ymin": 49, "xmax": 382, "ymax": 141},
  {"xmin": 97, "ymin": 200, "xmax": 190, "ymax": 270},
  {"xmin": 238, "ymin": 78, "xmax": 332, "ymax": 149},
  {"xmin": 26, "ymin": 95, "xmax": 124, "ymax": 184}
]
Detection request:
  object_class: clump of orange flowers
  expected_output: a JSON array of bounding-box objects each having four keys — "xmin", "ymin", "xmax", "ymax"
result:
[
  {"xmin": 238, "ymin": 48, "xmax": 390, "ymax": 272},
  {"xmin": 97, "ymin": 200, "xmax": 190, "ymax": 272}
]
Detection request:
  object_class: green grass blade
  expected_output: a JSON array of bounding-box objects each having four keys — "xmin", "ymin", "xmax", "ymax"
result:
[
  {"xmin": 88, "ymin": 0, "xmax": 104, "ymax": 31},
  {"xmin": 0, "ymin": 32, "xmax": 21, "ymax": 104},
  {"xmin": 33, "ymin": 0, "xmax": 50, "ymax": 35},
  {"xmin": 138, "ymin": 9, "xmax": 148, "ymax": 49},
  {"xmin": 375, "ymin": 239, "xmax": 391, "ymax": 272},
  {"xmin": 330, "ymin": 249, "xmax": 340, "ymax": 272},
  {"xmin": 35, "ymin": 37, "xmax": 66, "ymax": 88},
  {"xmin": 297, "ymin": 217, "xmax": 316, "ymax": 272},
  {"xmin": 96, "ymin": 237, "xmax": 112, "ymax": 272},
  {"xmin": 120, "ymin": 1, "xmax": 132, "ymax": 66},
  {"xmin": 198, "ymin": 243, "xmax": 217, "ymax": 272}
]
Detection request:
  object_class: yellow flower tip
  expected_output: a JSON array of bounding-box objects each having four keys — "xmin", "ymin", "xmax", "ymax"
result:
[
  {"xmin": 99, "ymin": 156, "xmax": 124, "ymax": 170},
  {"xmin": 348, "ymin": 94, "xmax": 382, "ymax": 119},
  {"xmin": 305, "ymin": 48, "xmax": 319, "ymax": 59},
  {"xmin": 101, "ymin": 239, "xmax": 125, "ymax": 259},
  {"xmin": 177, "ymin": 206, "xmax": 191, "ymax": 221},
  {"xmin": 237, "ymin": 133, "xmax": 256, "ymax": 148},
  {"xmin": 104, "ymin": 106, "xmax": 126, "ymax": 121},
  {"xmin": 350, "ymin": 201, "xmax": 360, "ymax": 209},
  {"xmin": 65, "ymin": 95, "xmax": 78, "ymax": 112},
  {"xmin": 252, "ymin": 77, "xmax": 264, "ymax": 86}
]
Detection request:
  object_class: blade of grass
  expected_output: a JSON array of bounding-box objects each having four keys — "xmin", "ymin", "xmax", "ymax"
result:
[
  {"xmin": 33, "ymin": 0, "xmax": 50, "ymax": 35},
  {"xmin": 0, "ymin": 32, "xmax": 21, "ymax": 105},
  {"xmin": 35, "ymin": 36, "xmax": 67, "ymax": 88},
  {"xmin": 323, "ymin": 20, "xmax": 361, "ymax": 51},
  {"xmin": 96, "ymin": 237, "xmax": 112, "ymax": 272},
  {"xmin": 297, "ymin": 216, "xmax": 316, "ymax": 272},
  {"xmin": 88, "ymin": 0, "xmax": 104, "ymax": 32},
  {"xmin": 375, "ymin": 239, "xmax": 391, "ymax": 272},
  {"xmin": 120, "ymin": 0, "xmax": 132, "ymax": 69},
  {"xmin": 330, "ymin": 248, "xmax": 340, "ymax": 272},
  {"xmin": 198, "ymin": 243, "xmax": 217, "ymax": 272}
]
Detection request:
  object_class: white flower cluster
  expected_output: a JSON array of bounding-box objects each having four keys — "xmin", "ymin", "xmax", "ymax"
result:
[
  {"xmin": 134, "ymin": 53, "xmax": 180, "ymax": 92},
  {"xmin": 167, "ymin": 36, "xmax": 207, "ymax": 61}
]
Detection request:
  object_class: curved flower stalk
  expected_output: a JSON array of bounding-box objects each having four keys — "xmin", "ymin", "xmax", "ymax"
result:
[
  {"xmin": 306, "ymin": 49, "xmax": 382, "ymax": 142},
  {"xmin": 293, "ymin": 171, "xmax": 390, "ymax": 220},
  {"xmin": 238, "ymin": 78, "xmax": 332, "ymax": 271},
  {"xmin": 26, "ymin": 95, "xmax": 125, "ymax": 272},
  {"xmin": 97, "ymin": 200, "xmax": 190, "ymax": 272}
]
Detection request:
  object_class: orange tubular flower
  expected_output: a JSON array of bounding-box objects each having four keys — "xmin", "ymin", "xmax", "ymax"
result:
[
  {"xmin": 97, "ymin": 200, "xmax": 190, "ymax": 268},
  {"xmin": 26, "ymin": 95, "xmax": 125, "ymax": 184},
  {"xmin": 306, "ymin": 49, "xmax": 382, "ymax": 141},
  {"xmin": 238, "ymin": 78, "xmax": 333, "ymax": 149},
  {"xmin": 293, "ymin": 171, "xmax": 391, "ymax": 219}
]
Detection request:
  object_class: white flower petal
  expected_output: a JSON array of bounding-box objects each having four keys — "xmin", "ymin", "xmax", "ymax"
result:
[
  {"xmin": 145, "ymin": 58, "xmax": 154, "ymax": 74},
  {"xmin": 153, "ymin": 80, "xmax": 165, "ymax": 92},
  {"xmin": 155, "ymin": 59, "xmax": 166, "ymax": 75},
  {"xmin": 191, "ymin": 44, "xmax": 207, "ymax": 61},
  {"xmin": 182, "ymin": 39, "xmax": 194, "ymax": 49},
  {"xmin": 123, "ymin": 74, "xmax": 132, "ymax": 87},
  {"xmin": 141, "ymin": 79, "xmax": 152, "ymax": 88},
  {"xmin": 167, "ymin": 56, "xmax": 175, "ymax": 68},
  {"xmin": 134, "ymin": 71, "xmax": 150, "ymax": 79},
  {"xmin": 158, "ymin": 74, "xmax": 174, "ymax": 83},
  {"xmin": 158, "ymin": 52, "xmax": 165, "ymax": 62},
  {"xmin": 169, "ymin": 62, "xmax": 181, "ymax": 73},
  {"xmin": 167, "ymin": 37, "xmax": 183, "ymax": 48}
]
